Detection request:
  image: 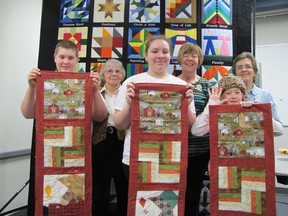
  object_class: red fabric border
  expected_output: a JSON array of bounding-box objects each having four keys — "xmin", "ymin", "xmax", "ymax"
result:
[
  {"xmin": 209, "ymin": 104, "xmax": 276, "ymax": 216},
  {"xmin": 35, "ymin": 71, "xmax": 92, "ymax": 216},
  {"xmin": 129, "ymin": 83, "xmax": 188, "ymax": 216}
]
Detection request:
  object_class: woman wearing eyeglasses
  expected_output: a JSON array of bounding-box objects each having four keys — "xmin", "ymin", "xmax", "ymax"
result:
[
  {"xmin": 233, "ymin": 52, "xmax": 283, "ymax": 136},
  {"xmin": 91, "ymin": 59, "xmax": 128, "ymax": 216}
]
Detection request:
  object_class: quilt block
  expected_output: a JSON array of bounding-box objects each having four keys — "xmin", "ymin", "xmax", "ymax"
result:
[
  {"xmin": 129, "ymin": 83, "xmax": 188, "ymax": 216},
  {"xmin": 35, "ymin": 71, "xmax": 92, "ymax": 216},
  {"xmin": 209, "ymin": 104, "xmax": 276, "ymax": 216}
]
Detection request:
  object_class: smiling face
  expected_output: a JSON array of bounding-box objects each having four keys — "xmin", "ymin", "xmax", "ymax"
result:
[
  {"xmin": 145, "ymin": 39, "xmax": 171, "ymax": 78},
  {"xmin": 221, "ymin": 87, "xmax": 244, "ymax": 104},
  {"xmin": 103, "ymin": 64, "xmax": 123, "ymax": 87},
  {"xmin": 234, "ymin": 58, "xmax": 256, "ymax": 85},
  {"xmin": 180, "ymin": 52, "xmax": 199, "ymax": 74},
  {"xmin": 54, "ymin": 47, "xmax": 79, "ymax": 72}
]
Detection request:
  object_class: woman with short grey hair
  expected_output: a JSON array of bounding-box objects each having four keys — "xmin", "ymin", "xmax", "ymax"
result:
[{"xmin": 92, "ymin": 59, "xmax": 128, "ymax": 216}]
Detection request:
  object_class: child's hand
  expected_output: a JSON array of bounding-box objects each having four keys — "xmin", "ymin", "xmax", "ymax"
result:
[
  {"xmin": 209, "ymin": 86, "xmax": 220, "ymax": 101},
  {"xmin": 28, "ymin": 68, "xmax": 41, "ymax": 88},
  {"xmin": 126, "ymin": 82, "xmax": 135, "ymax": 104},
  {"xmin": 208, "ymin": 86, "xmax": 228, "ymax": 104},
  {"xmin": 90, "ymin": 72, "xmax": 102, "ymax": 92}
]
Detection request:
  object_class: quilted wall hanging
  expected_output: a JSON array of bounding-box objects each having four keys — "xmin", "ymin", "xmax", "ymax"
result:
[
  {"xmin": 209, "ymin": 104, "xmax": 276, "ymax": 216},
  {"xmin": 38, "ymin": 0, "xmax": 252, "ymax": 79},
  {"xmin": 129, "ymin": 83, "xmax": 188, "ymax": 216},
  {"xmin": 35, "ymin": 71, "xmax": 92, "ymax": 216}
]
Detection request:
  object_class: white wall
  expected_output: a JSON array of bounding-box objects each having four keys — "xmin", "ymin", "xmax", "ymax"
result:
[
  {"xmin": 255, "ymin": 14, "xmax": 288, "ymax": 46},
  {"xmin": 0, "ymin": 0, "xmax": 42, "ymax": 212},
  {"xmin": 255, "ymin": 14, "xmax": 288, "ymax": 189},
  {"xmin": 0, "ymin": 2, "xmax": 287, "ymax": 213}
]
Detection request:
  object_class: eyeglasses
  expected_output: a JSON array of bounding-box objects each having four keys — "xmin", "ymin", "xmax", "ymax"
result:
[
  {"xmin": 236, "ymin": 64, "xmax": 253, "ymax": 71},
  {"xmin": 105, "ymin": 69, "xmax": 122, "ymax": 75}
]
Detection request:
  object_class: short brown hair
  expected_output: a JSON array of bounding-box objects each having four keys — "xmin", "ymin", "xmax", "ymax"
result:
[
  {"xmin": 54, "ymin": 40, "xmax": 79, "ymax": 58},
  {"xmin": 144, "ymin": 34, "xmax": 172, "ymax": 55},
  {"xmin": 232, "ymin": 52, "xmax": 258, "ymax": 75},
  {"xmin": 177, "ymin": 43, "xmax": 203, "ymax": 68}
]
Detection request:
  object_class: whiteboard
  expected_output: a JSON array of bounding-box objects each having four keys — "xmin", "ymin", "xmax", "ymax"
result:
[{"xmin": 256, "ymin": 44, "xmax": 288, "ymax": 126}]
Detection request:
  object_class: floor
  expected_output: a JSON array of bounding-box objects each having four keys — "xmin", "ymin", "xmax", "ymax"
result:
[{"xmin": 276, "ymin": 192, "xmax": 288, "ymax": 216}]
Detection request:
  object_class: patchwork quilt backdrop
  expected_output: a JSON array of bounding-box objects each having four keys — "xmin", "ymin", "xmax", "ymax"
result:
[
  {"xmin": 35, "ymin": 71, "xmax": 92, "ymax": 215},
  {"xmin": 39, "ymin": 0, "xmax": 252, "ymax": 83}
]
